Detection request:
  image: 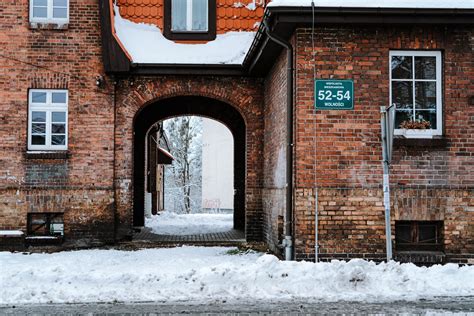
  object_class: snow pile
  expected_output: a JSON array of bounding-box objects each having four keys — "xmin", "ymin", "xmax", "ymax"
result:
[
  {"xmin": 145, "ymin": 212, "xmax": 234, "ymax": 235},
  {"xmin": 113, "ymin": 6, "xmax": 255, "ymax": 65},
  {"xmin": 1, "ymin": 247, "xmax": 474, "ymax": 305},
  {"xmin": 267, "ymin": 0, "xmax": 474, "ymax": 9}
]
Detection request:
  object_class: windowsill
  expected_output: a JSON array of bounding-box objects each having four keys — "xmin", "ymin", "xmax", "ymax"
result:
[
  {"xmin": 29, "ymin": 22, "xmax": 69, "ymax": 30},
  {"xmin": 393, "ymin": 136, "xmax": 448, "ymax": 148},
  {"xmin": 25, "ymin": 151, "xmax": 70, "ymax": 159},
  {"xmin": 25, "ymin": 235, "xmax": 63, "ymax": 246},
  {"xmin": 171, "ymin": 30, "xmax": 209, "ymax": 34},
  {"xmin": 164, "ymin": 31, "xmax": 216, "ymax": 41}
]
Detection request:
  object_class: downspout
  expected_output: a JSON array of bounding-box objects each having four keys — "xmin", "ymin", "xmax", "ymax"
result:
[
  {"xmin": 112, "ymin": 77, "xmax": 118, "ymax": 241},
  {"xmin": 263, "ymin": 19, "xmax": 294, "ymax": 261}
]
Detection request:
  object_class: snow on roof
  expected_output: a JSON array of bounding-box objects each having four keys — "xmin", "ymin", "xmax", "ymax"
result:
[
  {"xmin": 113, "ymin": 5, "xmax": 256, "ymax": 65},
  {"xmin": 267, "ymin": 0, "xmax": 474, "ymax": 9}
]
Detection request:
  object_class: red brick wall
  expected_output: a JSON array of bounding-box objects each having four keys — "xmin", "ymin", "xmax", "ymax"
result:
[
  {"xmin": 0, "ymin": 0, "xmax": 115, "ymax": 242},
  {"xmin": 292, "ymin": 25, "xmax": 474, "ymax": 261},
  {"xmin": 262, "ymin": 49, "xmax": 288, "ymax": 254}
]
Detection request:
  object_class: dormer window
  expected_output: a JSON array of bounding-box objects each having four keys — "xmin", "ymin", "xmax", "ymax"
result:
[
  {"xmin": 172, "ymin": 0, "xmax": 208, "ymax": 32},
  {"xmin": 164, "ymin": 0, "xmax": 216, "ymax": 41}
]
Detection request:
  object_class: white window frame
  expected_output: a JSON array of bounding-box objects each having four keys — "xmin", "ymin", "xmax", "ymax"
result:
[
  {"xmin": 171, "ymin": 0, "xmax": 209, "ymax": 32},
  {"xmin": 28, "ymin": 89, "xmax": 68, "ymax": 151},
  {"xmin": 29, "ymin": 0, "xmax": 69, "ymax": 24},
  {"xmin": 390, "ymin": 50, "xmax": 442, "ymax": 138}
]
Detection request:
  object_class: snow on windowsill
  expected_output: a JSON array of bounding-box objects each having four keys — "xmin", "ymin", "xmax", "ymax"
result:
[
  {"xmin": 113, "ymin": 6, "xmax": 256, "ymax": 65},
  {"xmin": 267, "ymin": 0, "xmax": 474, "ymax": 9},
  {"xmin": 0, "ymin": 230, "xmax": 24, "ymax": 237}
]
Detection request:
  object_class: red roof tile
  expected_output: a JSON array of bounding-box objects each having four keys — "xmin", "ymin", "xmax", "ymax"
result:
[{"xmin": 117, "ymin": 0, "xmax": 264, "ymax": 37}]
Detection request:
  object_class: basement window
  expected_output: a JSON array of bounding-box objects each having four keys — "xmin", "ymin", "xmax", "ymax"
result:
[
  {"xmin": 27, "ymin": 213, "xmax": 64, "ymax": 237},
  {"xmin": 395, "ymin": 221, "xmax": 443, "ymax": 252},
  {"xmin": 164, "ymin": 0, "xmax": 216, "ymax": 41}
]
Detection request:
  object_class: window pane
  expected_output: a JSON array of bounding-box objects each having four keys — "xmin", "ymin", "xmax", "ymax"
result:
[
  {"xmin": 51, "ymin": 135, "xmax": 66, "ymax": 145},
  {"xmin": 53, "ymin": 0, "xmax": 68, "ymax": 7},
  {"xmin": 414, "ymin": 110, "xmax": 436, "ymax": 129},
  {"xmin": 391, "ymin": 56, "xmax": 412, "ymax": 79},
  {"xmin": 32, "ymin": 111, "xmax": 46, "ymax": 122},
  {"xmin": 31, "ymin": 92, "xmax": 47, "ymax": 103},
  {"xmin": 52, "ymin": 111, "xmax": 66, "ymax": 122},
  {"xmin": 192, "ymin": 0, "xmax": 208, "ymax": 31},
  {"xmin": 395, "ymin": 224, "xmax": 412, "ymax": 243},
  {"xmin": 171, "ymin": 0, "xmax": 187, "ymax": 31},
  {"xmin": 32, "ymin": 123, "xmax": 46, "ymax": 134},
  {"xmin": 33, "ymin": 0, "xmax": 48, "ymax": 6},
  {"xmin": 52, "ymin": 92, "xmax": 67, "ymax": 103},
  {"xmin": 395, "ymin": 110, "xmax": 413, "ymax": 128},
  {"xmin": 53, "ymin": 8, "xmax": 68, "ymax": 18},
  {"xmin": 51, "ymin": 124, "xmax": 65, "ymax": 134},
  {"xmin": 391, "ymin": 81, "xmax": 413, "ymax": 109},
  {"xmin": 32, "ymin": 7, "xmax": 48, "ymax": 18},
  {"xmin": 32, "ymin": 135, "xmax": 46, "ymax": 145},
  {"xmin": 418, "ymin": 224, "xmax": 437, "ymax": 244},
  {"xmin": 415, "ymin": 81, "xmax": 436, "ymax": 109},
  {"xmin": 415, "ymin": 56, "xmax": 436, "ymax": 80}
]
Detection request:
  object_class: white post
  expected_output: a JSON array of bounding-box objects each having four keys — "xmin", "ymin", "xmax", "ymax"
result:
[
  {"xmin": 380, "ymin": 106, "xmax": 393, "ymax": 261},
  {"xmin": 314, "ymin": 187, "xmax": 319, "ymax": 262}
]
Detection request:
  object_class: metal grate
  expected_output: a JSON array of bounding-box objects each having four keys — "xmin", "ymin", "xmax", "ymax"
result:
[{"xmin": 395, "ymin": 221, "xmax": 443, "ymax": 251}]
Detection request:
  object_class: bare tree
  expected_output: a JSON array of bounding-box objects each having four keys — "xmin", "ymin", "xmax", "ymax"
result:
[{"xmin": 164, "ymin": 116, "xmax": 202, "ymax": 213}]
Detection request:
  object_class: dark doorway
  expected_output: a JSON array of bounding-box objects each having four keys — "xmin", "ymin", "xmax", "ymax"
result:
[{"xmin": 133, "ymin": 96, "xmax": 246, "ymax": 233}]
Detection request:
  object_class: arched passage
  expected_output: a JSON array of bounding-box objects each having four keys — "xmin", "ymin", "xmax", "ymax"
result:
[{"xmin": 133, "ymin": 96, "xmax": 246, "ymax": 232}]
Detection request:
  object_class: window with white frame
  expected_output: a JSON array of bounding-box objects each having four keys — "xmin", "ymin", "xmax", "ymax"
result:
[
  {"xmin": 171, "ymin": 0, "xmax": 208, "ymax": 32},
  {"xmin": 28, "ymin": 90, "xmax": 68, "ymax": 151},
  {"xmin": 390, "ymin": 51, "xmax": 442, "ymax": 137},
  {"xmin": 30, "ymin": 0, "xmax": 69, "ymax": 24}
]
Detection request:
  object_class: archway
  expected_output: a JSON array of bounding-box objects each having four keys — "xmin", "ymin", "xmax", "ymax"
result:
[{"xmin": 133, "ymin": 96, "xmax": 246, "ymax": 233}]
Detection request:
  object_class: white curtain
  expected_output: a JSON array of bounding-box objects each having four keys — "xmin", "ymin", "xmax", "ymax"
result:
[
  {"xmin": 171, "ymin": 0, "xmax": 187, "ymax": 31},
  {"xmin": 192, "ymin": 0, "xmax": 207, "ymax": 31}
]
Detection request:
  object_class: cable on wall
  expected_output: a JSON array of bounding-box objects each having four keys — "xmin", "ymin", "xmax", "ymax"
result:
[
  {"xmin": 0, "ymin": 53, "xmax": 113, "ymax": 97},
  {"xmin": 311, "ymin": 0, "xmax": 320, "ymax": 263}
]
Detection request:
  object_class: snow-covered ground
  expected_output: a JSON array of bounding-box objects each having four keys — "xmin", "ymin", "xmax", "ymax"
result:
[
  {"xmin": 145, "ymin": 212, "xmax": 233, "ymax": 235},
  {"xmin": 1, "ymin": 247, "xmax": 474, "ymax": 305}
]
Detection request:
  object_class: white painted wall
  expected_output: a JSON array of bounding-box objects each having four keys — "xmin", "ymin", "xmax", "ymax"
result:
[{"xmin": 201, "ymin": 118, "xmax": 234, "ymax": 211}]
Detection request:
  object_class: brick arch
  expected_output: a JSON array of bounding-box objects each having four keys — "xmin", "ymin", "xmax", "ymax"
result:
[
  {"xmin": 114, "ymin": 77, "xmax": 264, "ymax": 241},
  {"xmin": 122, "ymin": 77, "xmax": 260, "ymax": 127},
  {"xmin": 133, "ymin": 96, "xmax": 246, "ymax": 231}
]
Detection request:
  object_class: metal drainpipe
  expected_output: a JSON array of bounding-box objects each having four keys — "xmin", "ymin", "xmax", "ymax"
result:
[
  {"xmin": 112, "ymin": 77, "xmax": 118, "ymax": 241},
  {"xmin": 263, "ymin": 20, "xmax": 294, "ymax": 261}
]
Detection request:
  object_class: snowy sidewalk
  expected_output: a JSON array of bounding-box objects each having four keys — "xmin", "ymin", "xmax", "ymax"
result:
[
  {"xmin": 134, "ymin": 227, "xmax": 245, "ymax": 245},
  {"xmin": 1, "ymin": 247, "xmax": 474, "ymax": 305},
  {"xmin": 145, "ymin": 212, "xmax": 234, "ymax": 235}
]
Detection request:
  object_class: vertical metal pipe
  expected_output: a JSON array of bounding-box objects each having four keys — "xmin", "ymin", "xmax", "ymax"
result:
[
  {"xmin": 314, "ymin": 187, "xmax": 319, "ymax": 262},
  {"xmin": 380, "ymin": 107, "xmax": 393, "ymax": 261}
]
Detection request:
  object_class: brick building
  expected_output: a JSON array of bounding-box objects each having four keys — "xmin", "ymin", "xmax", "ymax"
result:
[{"xmin": 0, "ymin": 0, "xmax": 473, "ymax": 263}]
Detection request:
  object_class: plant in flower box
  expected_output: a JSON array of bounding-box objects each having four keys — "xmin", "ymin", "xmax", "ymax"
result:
[{"xmin": 399, "ymin": 118, "xmax": 432, "ymax": 138}]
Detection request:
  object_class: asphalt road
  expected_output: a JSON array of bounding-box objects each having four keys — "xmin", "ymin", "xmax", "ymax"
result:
[{"xmin": 2, "ymin": 297, "xmax": 474, "ymax": 315}]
